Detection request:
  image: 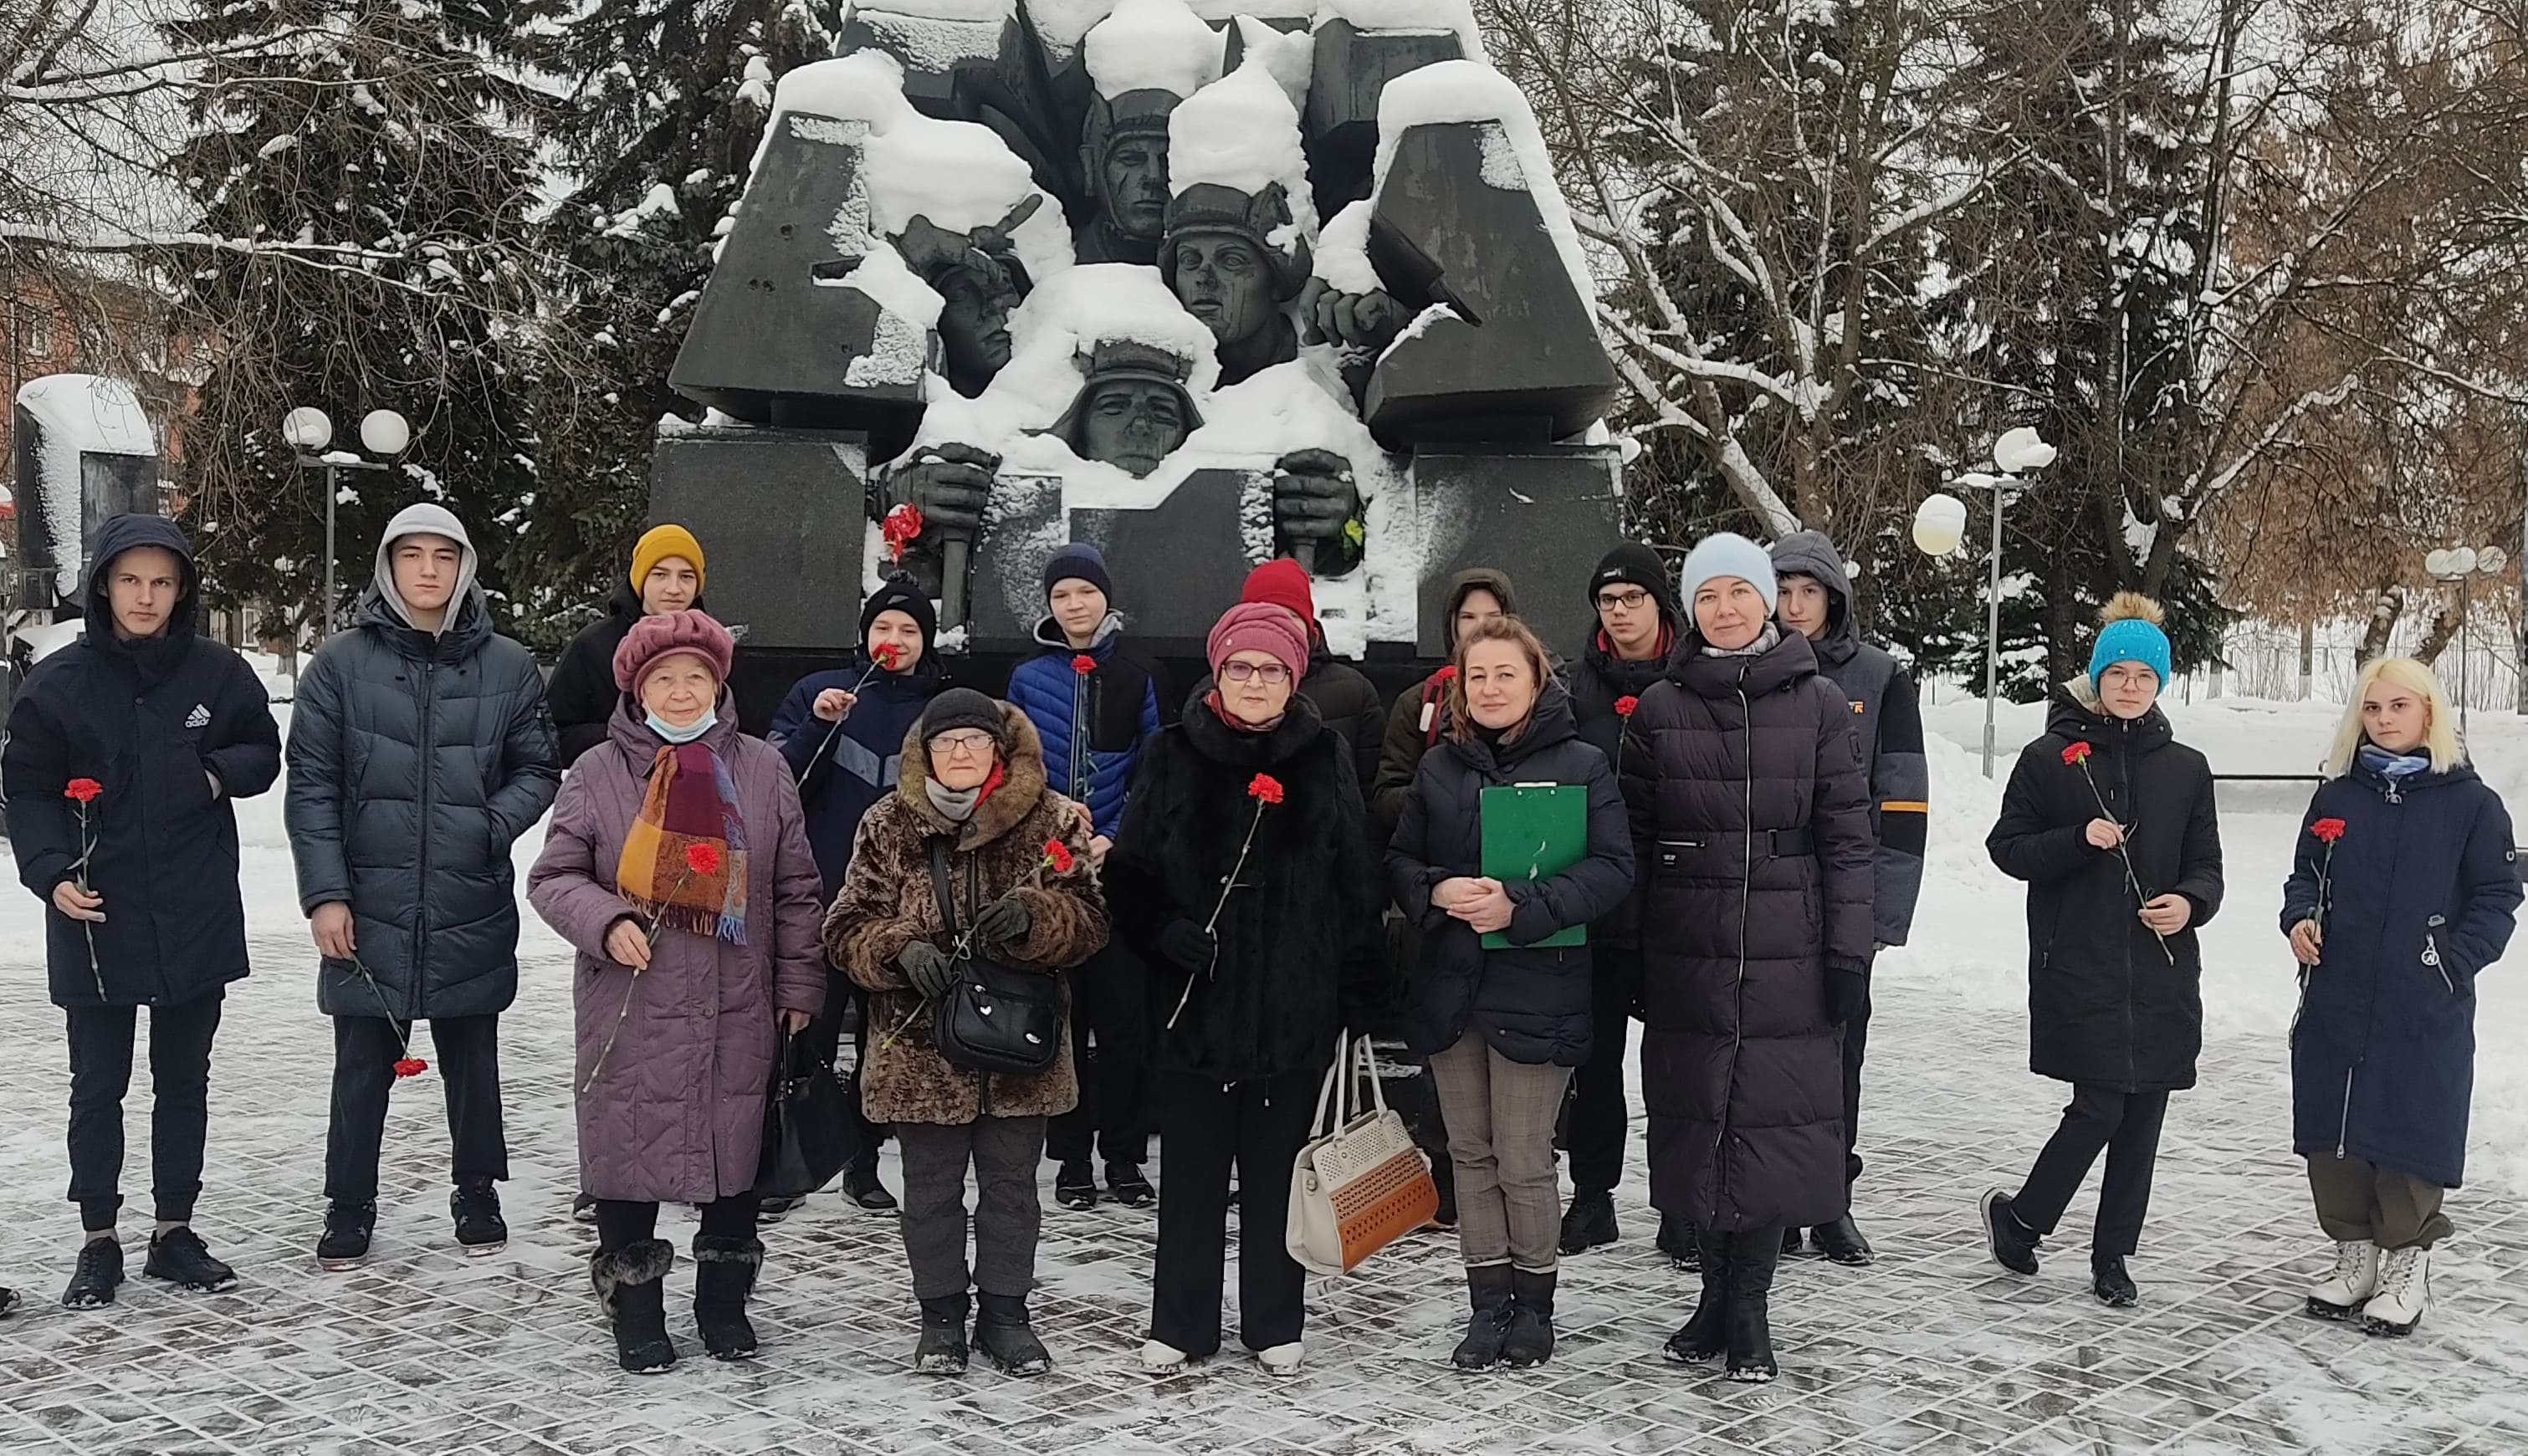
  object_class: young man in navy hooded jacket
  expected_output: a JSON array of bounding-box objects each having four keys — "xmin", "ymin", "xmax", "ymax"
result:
[
  {"xmin": 1005, "ymin": 543, "xmax": 1165, "ymax": 1208},
  {"xmin": 4, "ymin": 514, "xmax": 282, "ymax": 1308}
]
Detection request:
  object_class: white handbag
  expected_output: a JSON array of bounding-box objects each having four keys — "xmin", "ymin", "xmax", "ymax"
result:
[{"xmin": 1286, "ymin": 1033, "xmax": 1441, "ymax": 1277}]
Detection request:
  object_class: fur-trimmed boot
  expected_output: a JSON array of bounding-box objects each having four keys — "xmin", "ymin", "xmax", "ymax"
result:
[
  {"xmin": 693, "ymin": 1235, "xmax": 764, "ymax": 1361},
  {"xmin": 591, "ymin": 1239, "xmax": 677, "ymax": 1374}
]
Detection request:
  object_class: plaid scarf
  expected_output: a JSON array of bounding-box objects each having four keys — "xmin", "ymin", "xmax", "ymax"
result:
[{"xmin": 615, "ymin": 741, "xmax": 749, "ymax": 944}]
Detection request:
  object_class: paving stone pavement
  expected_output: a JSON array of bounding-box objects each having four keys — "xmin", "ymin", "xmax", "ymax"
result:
[{"xmin": 0, "ymin": 912, "xmax": 2521, "ymax": 1454}]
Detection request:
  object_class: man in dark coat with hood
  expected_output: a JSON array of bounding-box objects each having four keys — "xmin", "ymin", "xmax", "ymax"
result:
[
  {"xmin": 1374, "ymin": 568, "xmax": 1518, "ymax": 836},
  {"xmin": 1558, "ymin": 544, "xmax": 1680, "ymax": 1260},
  {"xmin": 1769, "ymin": 529, "xmax": 1928, "ymax": 1266},
  {"xmin": 4, "ymin": 514, "xmax": 281, "ymax": 1308},
  {"xmin": 546, "ymin": 524, "xmax": 704, "ymax": 765},
  {"xmin": 286, "ymin": 503, "xmax": 560, "ymax": 1270}
]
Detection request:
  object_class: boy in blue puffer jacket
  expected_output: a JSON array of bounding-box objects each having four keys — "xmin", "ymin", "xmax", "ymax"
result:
[{"xmin": 1006, "ymin": 543, "xmax": 1166, "ymax": 1209}]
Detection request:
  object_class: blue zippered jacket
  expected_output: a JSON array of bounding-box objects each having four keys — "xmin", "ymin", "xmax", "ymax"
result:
[{"xmin": 1004, "ymin": 611, "xmax": 1162, "ymax": 840}]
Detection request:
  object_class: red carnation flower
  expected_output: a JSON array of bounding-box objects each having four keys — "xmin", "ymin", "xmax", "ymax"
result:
[
  {"xmin": 1044, "ymin": 837, "xmax": 1076, "ymax": 874},
  {"xmin": 1248, "ymin": 774, "xmax": 1285, "ymax": 805},
  {"xmin": 882, "ymin": 503, "xmax": 924, "ymax": 561},
  {"xmin": 1072, "ymin": 654, "xmax": 1097, "ymax": 675},
  {"xmin": 1432, "ymin": 665, "xmax": 1458, "ymax": 682},
  {"xmin": 874, "ymin": 641, "xmax": 903, "ymax": 668},
  {"xmin": 393, "ymin": 1057, "xmax": 428, "ymax": 1079},
  {"xmin": 2311, "ymin": 818, "xmax": 2346, "ymax": 844},
  {"xmin": 64, "ymin": 778, "xmax": 102, "ymax": 804},
  {"xmin": 1615, "ymin": 695, "xmax": 1640, "ymax": 717},
  {"xmin": 2061, "ymin": 742, "xmax": 2093, "ymax": 765},
  {"xmin": 685, "ymin": 843, "xmax": 722, "ymax": 876}
]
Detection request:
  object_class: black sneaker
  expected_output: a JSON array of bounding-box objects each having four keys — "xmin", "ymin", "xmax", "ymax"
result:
[
  {"xmin": 318, "ymin": 1201, "xmax": 376, "ymax": 1271},
  {"xmin": 571, "ymin": 1192, "xmax": 599, "ymax": 1226},
  {"xmin": 758, "ymin": 1194, "xmax": 800, "ymax": 1226},
  {"xmin": 842, "ymin": 1157, "xmax": 899, "ymax": 1213},
  {"xmin": 0, "ymin": 1286, "xmax": 20, "ymax": 1318},
  {"xmin": 62, "ymin": 1239, "xmax": 124, "ymax": 1309},
  {"xmin": 452, "ymin": 1179, "xmax": 506, "ymax": 1255},
  {"xmin": 1054, "ymin": 1160, "xmax": 1098, "ymax": 1211},
  {"xmin": 2092, "ymin": 1255, "xmax": 2138, "ymax": 1307},
  {"xmin": 1107, "ymin": 1163, "xmax": 1155, "ymax": 1208},
  {"xmin": 144, "ymin": 1227, "xmax": 239, "ymax": 1293},
  {"xmin": 1980, "ymin": 1189, "xmax": 2040, "ymax": 1276}
]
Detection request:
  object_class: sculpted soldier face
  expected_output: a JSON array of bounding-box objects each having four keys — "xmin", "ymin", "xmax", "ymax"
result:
[
  {"xmin": 934, "ymin": 264, "xmax": 1016, "ymax": 396},
  {"xmin": 1095, "ymin": 134, "xmax": 1171, "ymax": 243},
  {"xmin": 1171, "ymin": 230, "xmax": 1272, "ymax": 346},
  {"xmin": 1077, "ymin": 380, "xmax": 1191, "ymax": 478}
]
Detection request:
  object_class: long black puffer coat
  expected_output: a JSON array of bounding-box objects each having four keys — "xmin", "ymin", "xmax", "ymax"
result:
[
  {"xmin": 3, "ymin": 514, "xmax": 283, "ymax": 1008},
  {"xmin": 286, "ymin": 586, "xmax": 560, "ymax": 1020},
  {"xmin": 1987, "ymin": 682, "xmax": 2223, "ymax": 1092},
  {"xmin": 1387, "ymin": 684, "xmax": 1634, "ymax": 1064},
  {"xmin": 1622, "ymin": 627, "xmax": 1875, "ymax": 1234},
  {"xmin": 1105, "ymin": 693, "xmax": 1387, "ymax": 1085}
]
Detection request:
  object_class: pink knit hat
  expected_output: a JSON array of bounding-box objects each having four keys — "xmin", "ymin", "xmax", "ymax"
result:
[
  {"xmin": 1206, "ymin": 600, "xmax": 1309, "ymax": 681},
  {"xmin": 613, "ymin": 608, "xmax": 735, "ymax": 692}
]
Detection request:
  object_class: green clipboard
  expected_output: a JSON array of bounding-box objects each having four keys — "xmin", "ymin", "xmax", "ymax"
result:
[{"xmin": 1479, "ymin": 783, "xmax": 1589, "ymax": 950}]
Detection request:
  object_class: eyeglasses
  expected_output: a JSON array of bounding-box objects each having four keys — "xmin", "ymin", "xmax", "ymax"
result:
[
  {"xmin": 1596, "ymin": 589, "xmax": 1652, "ymax": 611},
  {"xmin": 1221, "ymin": 662, "xmax": 1291, "ymax": 685},
  {"xmin": 929, "ymin": 732, "xmax": 996, "ymax": 758}
]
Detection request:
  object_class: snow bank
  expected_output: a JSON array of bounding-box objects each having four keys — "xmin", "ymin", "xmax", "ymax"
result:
[
  {"xmin": 1370, "ymin": 61, "xmax": 1593, "ymax": 319},
  {"xmin": 1230, "ymin": 14, "xmax": 1313, "ymax": 110},
  {"xmin": 1313, "ymin": 197, "xmax": 1379, "ymax": 293},
  {"xmin": 1315, "ymin": 0, "xmax": 1486, "ymax": 63},
  {"xmin": 1168, "ymin": 55, "xmax": 1314, "ymax": 237},
  {"xmin": 861, "ymin": 110, "xmax": 1073, "ymax": 287},
  {"xmin": 845, "ymin": 0, "xmax": 1011, "ymax": 18},
  {"xmin": 1027, "ymin": 0, "xmax": 1121, "ymax": 52},
  {"xmin": 14, "ymin": 374, "xmax": 156, "ymax": 600},
  {"xmin": 1082, "ymin": 0, "xmax": 1221, "ymax": 98}
]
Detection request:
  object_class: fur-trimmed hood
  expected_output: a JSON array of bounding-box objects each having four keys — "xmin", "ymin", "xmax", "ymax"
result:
[{"xmin": 893, "ymin": 701, "xmax": 1051, "ymax": 851}]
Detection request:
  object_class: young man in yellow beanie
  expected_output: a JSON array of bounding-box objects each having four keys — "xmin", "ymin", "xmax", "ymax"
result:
[{"xmin": 549, "ymin": 525, "xmax": 707, "ymax": 765}]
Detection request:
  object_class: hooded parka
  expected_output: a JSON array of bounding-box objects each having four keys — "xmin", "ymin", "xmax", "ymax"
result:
[
  {"xmin": 548, "ymin": 580, "xmax": 708, "ymax": 766},
  {"xmin": 3, "ymin": 515, "xmax": 283, "ymax": 1008},
  {"xmin": 2282, "ymin": 758, "xmax": 2519, "ymax": 1188},
  {"xmin": 1986, "ymin": 682, "xmax": 2224, "ymax": 1092},
  {"xmin": 529, "ymin": 697, "xmax": 829, "ymax": 1202},
  {"xmin": 284, "ymin": 506, "xmax": 561, "ymax": 1020},
  {"xmin": 1623, "ymin": 626, "xmax": 1876, "ymax": 1233},
  {"xmin": 1374, "ymin": 569, "xmax": 1520, "ymax": 835},
  {"xmin": 1386, "ymin": 684, "xmax": 1635, "ymax": 1064}
]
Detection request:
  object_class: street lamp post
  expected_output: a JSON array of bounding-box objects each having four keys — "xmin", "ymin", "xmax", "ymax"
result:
[
  {"xmin": 1914, "ymin": 427, "xmax": 2055, "ymax": 777},
  {"xmin": 2425, "ymin": 544, "xmax": 2507, "ymax": 740},
  {"xmin": 283, "ymin": 406, "xmax": 410, "ymax": 636}
]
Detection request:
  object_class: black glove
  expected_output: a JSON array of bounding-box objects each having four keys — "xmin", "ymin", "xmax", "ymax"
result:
[
  {"xmin": 898, "ymin": 941, "xmax": 956, "ymax": 999},
  {"xmin": 970, "ymin": 894, "xmax": 1031, "ymax": 946},
  {"xmin": 1825, "ymin": 965, "xmax": 1870, "ymax": 1026},
  {"xmin": 1159, "ymin": 920, "xmax": 1218, "ymax": 973}
]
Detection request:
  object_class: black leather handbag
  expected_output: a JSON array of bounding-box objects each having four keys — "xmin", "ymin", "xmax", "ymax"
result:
[
  {"xmin": 753, "ymin": 1029, "xmax": 858, "ymax": 1200},
  {"xmin": 928, "ymin": 840, "xmax": 1062, "ymax": 1076}
]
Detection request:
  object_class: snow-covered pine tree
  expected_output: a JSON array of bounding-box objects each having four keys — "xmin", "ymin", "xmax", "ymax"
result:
[
  {"xmin": 505, "ymin": 0, "xmax": 836, "ymax": 650},
  {"xmin": 160, "ymin": 0, "xmax": 553, "ymax": 636}
]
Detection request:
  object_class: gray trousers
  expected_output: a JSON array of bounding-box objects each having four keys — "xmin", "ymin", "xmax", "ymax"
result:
[
  {"xmin": 2309, "ymin": 1152, "xmax": 2452, "ymax": 1250},
  {"xmin": 1429, "ymin": 1032, "xmax": 1571, "ymax": 1272},
  {"xmin": 896, "ymin": 1116, "xmax": 1047, "ymax": 1300}
]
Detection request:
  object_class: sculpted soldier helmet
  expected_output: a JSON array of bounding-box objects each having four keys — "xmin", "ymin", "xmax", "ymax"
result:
[
  {"xmin": 1047, "ymin": 338, "xmax": 1206, "ymax": 478},
  {"xmin": 1159, "ymin": 181, "xmax": 1314, "ymax": 301},
  {"xmin": 1081, "ymin": 89, "xmax": 1182, "ymax": 253}
]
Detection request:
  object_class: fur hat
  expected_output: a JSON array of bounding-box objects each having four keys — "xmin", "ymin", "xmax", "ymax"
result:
[
  {"xmin": 613, "ymin": 608, "xmax": 734, "ymax": 693},
  {"xmin": 2089, "ymin": 592, "xmax": 2172, "ymax": 687},
  {"xmin": 1206, "ymin": 600, "xmax": 1309, "ymax": 681}
]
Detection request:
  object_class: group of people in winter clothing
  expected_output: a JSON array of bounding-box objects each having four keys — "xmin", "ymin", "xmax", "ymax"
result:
[{"xmin": 2, "ymin": 501, "xmax": 2512, "ymax": 1381}]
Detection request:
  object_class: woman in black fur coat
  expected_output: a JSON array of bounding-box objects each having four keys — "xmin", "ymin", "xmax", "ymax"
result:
[{"xmin": 1104, "ymin": 602, "xmax": 1385, "ymax": 1380}]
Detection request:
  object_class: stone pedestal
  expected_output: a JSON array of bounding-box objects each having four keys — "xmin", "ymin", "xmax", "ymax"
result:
[
  {"xmin": 1411, "ymin": 443, "xmax": 1621, "ymax": 656},
  {"xmin": 8, "ymin": 401, "xmax": 156, "ymax": 610},
  {"xmin": 964, "ymin": 467, "xmax": 1273, "ymax": 653},
  {"xmin": 668, "ymin": 113, "xmax": 934, "ymax": 456},
  {"xmin": 1301, "ymin": 22, "xmax": 1463, "ymax": 210},
  {"xmin": 1364, "ymin": 122, "xmax": 1618, "ymax": 449},
  {"xmin": 647, "ymin": 424, "xmax": 873, "ymax": 653}
]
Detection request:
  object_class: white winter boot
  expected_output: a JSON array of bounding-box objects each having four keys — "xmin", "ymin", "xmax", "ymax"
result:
[
  {"xmin": 2305, "ymin": 1240, "xmax": 2380, "ymax": 1321},
  {"xmin": 2360, "ymin": 1245, "xmax": 2430, "ymax": 1337}
]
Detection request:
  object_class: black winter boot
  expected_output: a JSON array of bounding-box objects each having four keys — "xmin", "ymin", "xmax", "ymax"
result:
[
  {"xmin": 316, "ymin": 1200, "xmax": 376, "ymax": 1272},
  {"xmin": 1451, "ymin": 1264, "xmax": 1517, "ymax": 1369},
  {"xmin": 693, "ymin": 1235, "xmax": 764, "ymax": 1360},
  {"xmin": 591, "ymin": 1239, "xmax": 677, "ymax": 1374},
  {"xmin": 915, "ymin": 1293, "xmax": 970, "ymax": 1374},
  {"xmin": 1811, "ymin": 1213, "xmax": 1874, "ymax": 1266},
  {"xmin": 1662, "ymin": 1228, "xmax": 1729, "ymax": 1364},
  {"xmin": 1054, "ymin": 1160, "xmax": 1098, "ymax": 1211},
  {"xmin": 843, "ymin": 1154, "xmax": 899, "ymax": 1213},
  {"xmin": 1655, "ymin": 1213, "xmax": 1698, "ymax": 1267},
  {"xmin": 1558, "ymin": 1190, "xmax": 1617, "ymax": 1254},
  {"xmin": 1502, "ymin": 1269, "xmax": 1558, "ymax": 1367},
  {"xmin": 451, "ymin": 1178, "xmax": 506, "ymax": 1255},
  {"xmin": 974, "ymin": 1292, "xmax": 1052, "ymax": 1376},
  {"xmin": 2091, "ymin": 1254, "xmax": 2138, "ymax": 1308},
  {"xmin": 0, "ymin": 1286, "xmax": 19, "ymax": 1318},
  {"xmin": 1107, "ymin": 1163, "xmax": 1156, "ymax": 1208},
  {"xmin": 1725, "ymin": 1228, "xmax": 1781, "ymax": 1383}
]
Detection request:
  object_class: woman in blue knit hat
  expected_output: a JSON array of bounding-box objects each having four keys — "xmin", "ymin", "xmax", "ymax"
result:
[{"xmin": 1980, "ymin": 593, "xmax": 2224, "ymax": 1309}]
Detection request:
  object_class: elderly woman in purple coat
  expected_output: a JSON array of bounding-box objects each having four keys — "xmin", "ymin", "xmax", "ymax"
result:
[{"xmin": 529, "ymin": 609, "xmax": 826, "ymax": 1375}]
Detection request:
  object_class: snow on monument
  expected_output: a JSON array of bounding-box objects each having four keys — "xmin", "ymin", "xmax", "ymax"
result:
[
  {"xmin": 652, "ymin": 0, "xmax": 1624, "ymax": 678},
  {"xmin": 10, "ymin": 375, "xmax": 160, "ymax": 610}
]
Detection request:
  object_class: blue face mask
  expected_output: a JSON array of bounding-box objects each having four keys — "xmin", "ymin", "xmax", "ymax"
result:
[{"xmin": 647, "ymin": 708, "xmax": 716, "ymax": 744}]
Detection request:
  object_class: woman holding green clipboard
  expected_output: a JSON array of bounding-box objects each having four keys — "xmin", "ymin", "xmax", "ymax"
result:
[{"xmin": 1388, "ymin": 617, "xmax": 1635, "ymax": 1372}]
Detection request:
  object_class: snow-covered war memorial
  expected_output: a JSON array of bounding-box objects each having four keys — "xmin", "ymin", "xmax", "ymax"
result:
[{"xmin": 649, "ymin": 0, "xmax": 1621, "ymax": 681}]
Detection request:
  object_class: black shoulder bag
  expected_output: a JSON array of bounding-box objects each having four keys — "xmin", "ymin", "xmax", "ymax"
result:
[
  {"xmin": 753, "ymin": 1029, "xmax": 858, "ymax": 1200},
  {"xmin": 928, "ymin": 839, "xmax": 1063, "ymax": 1075}
]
